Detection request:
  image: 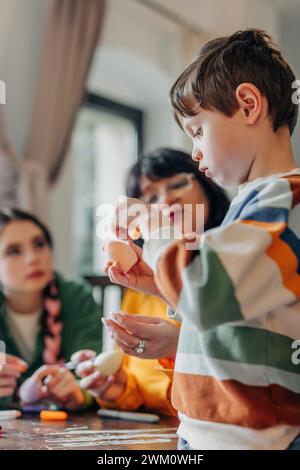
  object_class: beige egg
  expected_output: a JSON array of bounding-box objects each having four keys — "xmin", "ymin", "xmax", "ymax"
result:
[
  {"xmin": 107, "ymin": 241, "xmax": 138, "ymax": 272},
  {"xmin": 93, "ymin": 350, "xmax": 123, "ymax": 376}
]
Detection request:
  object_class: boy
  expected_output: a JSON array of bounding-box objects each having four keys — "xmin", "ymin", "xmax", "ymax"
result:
[{"xmin": 106, "ymin": 29, "xmax": 300, "ymax": 450}]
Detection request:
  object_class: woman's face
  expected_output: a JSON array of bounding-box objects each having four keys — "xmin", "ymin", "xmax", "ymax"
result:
[
  {"xmin": 140, "ymin": 173, "xmax": 209, "ymax": 233},
  {"xmin": 0, "ymin": 221, "xmax": 54, "ymax": 295}
]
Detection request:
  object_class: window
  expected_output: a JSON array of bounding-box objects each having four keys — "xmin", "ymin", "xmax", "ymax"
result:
[{"xmin": 71, "ymin": 94, "xmax": 143, "ymax": 275}]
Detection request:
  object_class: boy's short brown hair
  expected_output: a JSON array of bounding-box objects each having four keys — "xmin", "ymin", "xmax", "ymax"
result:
[{"xmin": 170, "ymin": 29, "xmax": 298, "ymax": 134}]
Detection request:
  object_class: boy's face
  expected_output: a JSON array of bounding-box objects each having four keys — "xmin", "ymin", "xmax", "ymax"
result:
[{"xmin": 180, "ymin": 107, "xmax": 255, "ymax": 187}]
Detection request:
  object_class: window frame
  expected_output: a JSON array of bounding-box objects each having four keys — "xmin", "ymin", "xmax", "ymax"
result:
[{"xmin": 83, "ymin": 92, "xmax": 144, "ymax": 158}]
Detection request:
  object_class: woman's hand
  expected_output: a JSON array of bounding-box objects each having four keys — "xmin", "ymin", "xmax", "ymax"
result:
[
  {"xmin": 103, "ymin": 312, "xmax": 180, "ymax": 359},
  {"xmin": 104, "ymin": 240, "xmax": 165, "ymax": 301},
  {"xmin": 74, "ymin": 351, "xmax": 127, "ymax": 403},
  {"xmin": 20, "ymin": 365, "xmax": 85, "ymax": 410},
  {"xmin": 43, "ymin": 366, "xmax": 85, "ymax": 409},
  {"xmin": 0, "ymin": 354, "xmax": 28, "ymax": 398}
]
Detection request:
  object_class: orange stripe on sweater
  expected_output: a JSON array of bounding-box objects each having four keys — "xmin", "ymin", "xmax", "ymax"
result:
[
  {"xmin": 155, "ymin": 237, "xmax": 196, "ymax": 309},
  {"xmin": 240, "ymin": 220, "xmax": 300, "ymax": 297},
  {"xmin": 172, "ymin": 372, "xmax": 300, "ymax": 429}
]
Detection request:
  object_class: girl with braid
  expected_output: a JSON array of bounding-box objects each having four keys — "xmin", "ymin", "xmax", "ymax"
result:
[{"xmin": 0, "ymin": 208, "xmax": 102, "ymax": 410}]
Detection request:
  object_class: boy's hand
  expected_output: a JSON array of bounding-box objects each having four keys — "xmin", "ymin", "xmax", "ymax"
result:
[
  {"xmin": 112, "ymin": 197, "xmax": 149, "ymax": 240},
  {"xmin": 103, "ymin": 312, "xmax": 180, "ymax": 359},
  {"xmin": 112, "ymin": 197, "xmax": 170, "ymax": 241},
  {"xmin": 76, "ymin": 359, "xmax": 127, "ymax": 402},
  {"xmin": 0, "ymin": 354, "xmax": 28, "ymax": 398},
  {"xmin": 104, "ymin": 240, "xmax": 164, "ymax": 300}
]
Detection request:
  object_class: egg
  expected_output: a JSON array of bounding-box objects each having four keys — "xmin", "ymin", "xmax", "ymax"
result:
[
  {"xmin": 107, "ymin": 240, "xmax": 138, "ymax": 272},
  {"xmin": 93, "ymin": 350, "xmax": 123, "ymax": 376}
]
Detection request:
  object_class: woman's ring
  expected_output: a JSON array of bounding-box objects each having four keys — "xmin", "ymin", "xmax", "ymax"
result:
[{"xmin": 134, "ymin": 339, "xmax": 145, "ymax": 354}]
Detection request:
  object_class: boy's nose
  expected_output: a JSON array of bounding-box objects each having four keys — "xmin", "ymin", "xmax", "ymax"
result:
[{"xmin": 192, "ymin": 149, "xmax": 203, "ymax": 162}]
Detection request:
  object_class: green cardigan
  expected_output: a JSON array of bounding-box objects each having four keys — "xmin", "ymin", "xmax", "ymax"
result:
[{"xmin": 0, "ymin": 272, "xmax": 102, "ymax": 408}]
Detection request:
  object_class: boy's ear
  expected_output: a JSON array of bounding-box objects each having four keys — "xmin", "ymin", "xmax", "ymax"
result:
[{"xmin": 235, "ymin": 83, "xmax": 262, "ymax": 125}]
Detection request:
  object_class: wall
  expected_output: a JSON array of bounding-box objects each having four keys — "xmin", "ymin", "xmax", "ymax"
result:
[
  {"xmin": 279, "ymin": 3, "xmax": 300, "ymax": 165},
  {"xmin": 0, "ymin": 0, "xmax": 51, "ymax": 156}
]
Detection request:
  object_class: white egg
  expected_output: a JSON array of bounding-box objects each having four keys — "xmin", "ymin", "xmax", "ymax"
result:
[
  {"xmin": 107, "ymin": 241, "xmax": 138, "ymax": 272},
  {"xmin": 93, "ymin": 351, "xmax": 123, "ymax": 376}
]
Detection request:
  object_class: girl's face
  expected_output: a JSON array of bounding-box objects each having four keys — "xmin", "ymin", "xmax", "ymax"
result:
[
  {"xmin": 0, "ymin": 221, "xmax": 54, "ymax": 295},
  {"xmin": 140, "ymin": 173, "xmax": 209, "ymax": 233}
]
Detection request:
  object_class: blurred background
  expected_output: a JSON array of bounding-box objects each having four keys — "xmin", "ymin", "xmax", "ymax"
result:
[{"xmin": 0, "ymin": 0, "xmax": 299, "ymax": 280}]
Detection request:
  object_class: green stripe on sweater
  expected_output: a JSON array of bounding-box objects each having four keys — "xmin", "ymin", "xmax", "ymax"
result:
[
  {"xmin": 179, "ymin": 247, "xmax": 244, "ymax": 329},
  {"xmin": 177, "ymin": 323, "xmax": 300, "ymax": 375}
]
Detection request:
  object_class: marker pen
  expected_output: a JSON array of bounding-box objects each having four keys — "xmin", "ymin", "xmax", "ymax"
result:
[
  {"xmin": 63, "ymin": 361, "xmax": 77, "ymax": 371},
  {"xmin": 0, "ymin": 410, "xmax": 22, "ymax": 420},
  {"xmin": 97, "ymin": 409, "xmax": 160, "ymax": 423}
]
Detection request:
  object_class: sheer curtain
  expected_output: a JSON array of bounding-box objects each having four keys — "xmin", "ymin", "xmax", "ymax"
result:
[{"xmin": 22, "ymin": 0, "xmax": 106, "ymax": 223}]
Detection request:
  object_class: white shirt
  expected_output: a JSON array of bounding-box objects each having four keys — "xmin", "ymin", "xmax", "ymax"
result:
[{"xmin": 6, "ymin": 306, "xmax": 41, "ymax": 363}]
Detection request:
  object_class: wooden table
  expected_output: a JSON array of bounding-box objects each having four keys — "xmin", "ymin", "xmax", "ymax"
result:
[{"xmin": 0, "ymin": 412, "xmax": 179, "ymax": 450}]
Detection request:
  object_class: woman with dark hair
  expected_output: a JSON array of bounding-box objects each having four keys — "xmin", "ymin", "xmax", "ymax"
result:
[
  {"xmin": 0, "ymin": 208, "xmax": 102, "ymax": 410},
  {"xmin": 126, "ymin": 148, "xmax": 230, "ymax": 231},
  {"xmin": 75, "ymin": 149, "xmax": 230, "ymax": 416}
]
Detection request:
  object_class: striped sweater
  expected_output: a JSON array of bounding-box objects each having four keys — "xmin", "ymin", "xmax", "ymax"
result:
[{"xmin": 143, "ymin": 169, "xmax": 300, "ymax": 449}]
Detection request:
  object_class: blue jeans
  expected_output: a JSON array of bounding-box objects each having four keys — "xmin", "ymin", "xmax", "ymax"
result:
[
  {"xmin": 178, "ymin": 433, "xmax": 300, "ymax": 450},
  {"xmin": 177, "ymin": 437, "xmax": 194, "ymax": 450},
  {"xmin": 287, "ymin": 432, "xmax": 300, "ymax": 450}
]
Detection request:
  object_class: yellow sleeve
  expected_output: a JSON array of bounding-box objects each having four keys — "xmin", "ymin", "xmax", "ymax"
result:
[{"xmin": 118, "ymin": 289, "xmax": 178, "ymax": 416}]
